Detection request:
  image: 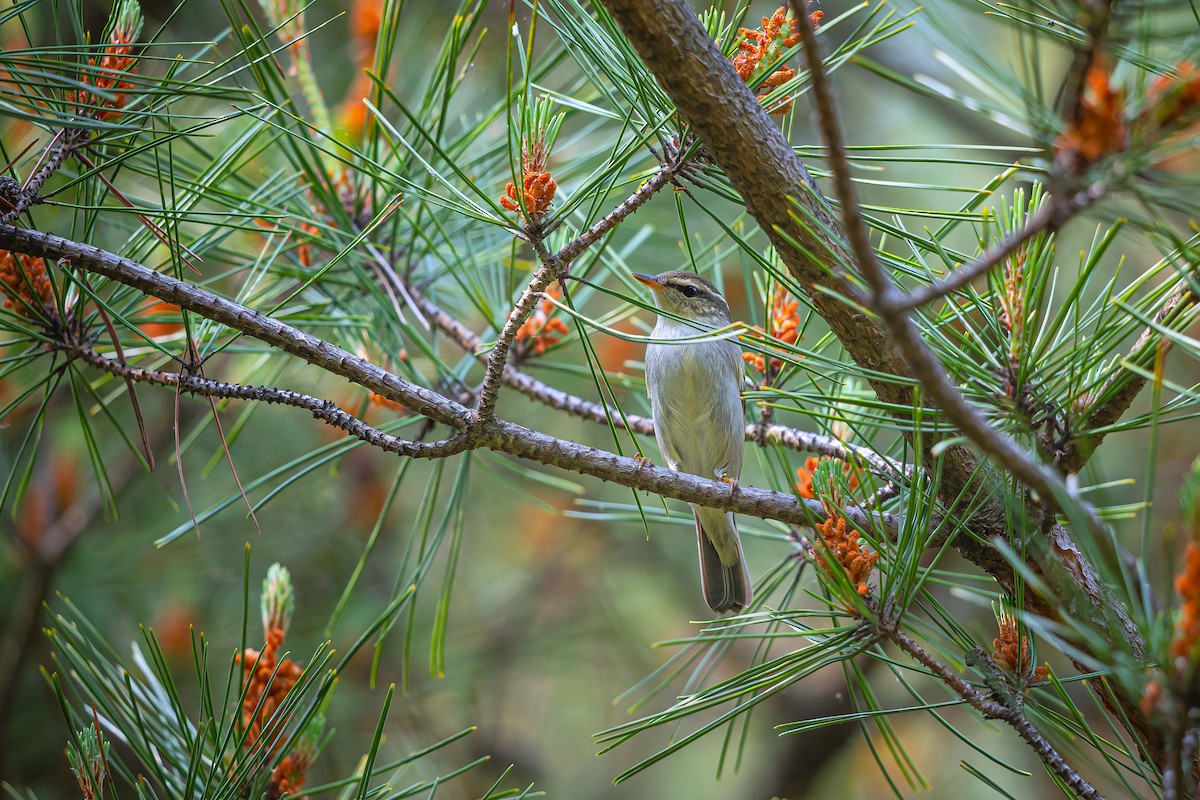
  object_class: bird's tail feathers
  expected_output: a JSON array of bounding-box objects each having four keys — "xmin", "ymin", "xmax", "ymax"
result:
[{"xmin": 695, "ymin": 509, "xmax": 752, "ymax": 614}]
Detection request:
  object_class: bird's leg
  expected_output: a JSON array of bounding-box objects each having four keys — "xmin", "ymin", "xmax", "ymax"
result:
[
  {"xmin": 633, "ymin": 452, "xmax": 654, "ymax": 474},
  {"xmin": 717, "ymin": 470, "xmax": 739, "ymax": 500}
]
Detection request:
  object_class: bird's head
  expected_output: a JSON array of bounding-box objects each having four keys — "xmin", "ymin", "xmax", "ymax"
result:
[{"xmin": 632, "ymin": 270, "xmax": 732, "ymax": 325}]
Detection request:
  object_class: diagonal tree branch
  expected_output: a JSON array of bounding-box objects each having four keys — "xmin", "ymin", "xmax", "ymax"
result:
[
  {"xmin": 555, "ymin": 150, "xmax": 689, "ymax": 264},
  {"xmin": 473, "ymin": 260, "xmax": 564, "ymax": 423},
  {"xmin": 595, "ymin": 0, "xmax": 982, "ymax": 500},
  {"xmin": 0, "ymin": 225, "xmax": 476, "ymax": 430},
  {"xmin": 0, "ymin": 223, "xmax": 908, "ymax": 540},
  {"xmin": 788, "ymin": 0, "xmax": 1089, "ymax": 527},
  {"xmin": 886, "ymin": 627, "xmax": 1106, "ymax": 800}
]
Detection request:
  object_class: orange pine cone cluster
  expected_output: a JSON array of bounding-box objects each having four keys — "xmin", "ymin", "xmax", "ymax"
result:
[
  {"xmin": 268, "ymin": 752, "xmax": 313, "ymax": 800},
  {"xmin": 814, "ymin": 512, "xmax": 876, "ymax": 596},
  {"xmin": 1144, "ymin": 460, "xmax": 1200, "ymax": 716},
  {"xmin": 1170, "ymin": 540, "xmax": 1200, "ymax": 663},
  {"xmin": 992, "ymin": 608, "xmax": 1049, "ymax": 682},
  {"xmin": 1055, "ymin": 59, "xmax": 1127, "ymax": 168},
  {"xmin": 235, "ymin": 626, "xmax": 303, "ymax": 754},
  {"xmin": 731, "ymin": 5, "xmax": 822, "ymax": 116},
  {"xmin": 68, "ymin": 1, "xmax": 142, "ymax": 122},
  {"xmin": 500, "ymin": 170, "xmax": 557, "ymax": 218},
  {"xmin": 0, "ymin": 250, "xmax": 53, "ymax": 316},
  {"xmin": 743, "ymin": 285, "xmax": 802, "ymax": 377},
  {"xmin": 1057, "ymin": 59, "xmax": 1200, "ymax": 170},
  {"xmin": 516, "ymin": 285, "xmax": 569, "ymax": 355},
  {"xmin": 1141, "ymin": 61, "xmax": 1200, "ymax": 136},
  {"xmin": 338, "ymin": 0, "xmax": 384, "ymax": 136},
  {"xmin": 502, "ymin": 127, "xmax": 557, "ymax": 220},
  {"xmin": 795, "ymin": 455, "xmax": 859, "ymax": 500}
]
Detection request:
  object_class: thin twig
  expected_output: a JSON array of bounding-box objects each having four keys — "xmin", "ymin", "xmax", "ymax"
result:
[
  {"xmin": 554, "ymin": 155, "xmax": 686, "ymax": 264},
  {"xmin": 787, "ymin": 10, "xmax": 1147, "ymax": 729},
  {"xmin": 752, "ymin": 420, "xmax": 908, "ymax": 481},
  {"xmin": 474, "ymin": 154, "xmax": 689, "ymax": 424},
  {"xmin": 0, "ymin": 128, "xmax": 87, "ymax": 225},
  {"xmin": 864, "ymin": 482, "xmax": 901, "ymax": 508},
  {"xmin": 473, "ymin": 261, "xmax": 564, "ymax": 423},
  {"xmin": 888, "ymin": 628, "xmax": 1106, "ymax": 800},
  {"xmin": 69, "ymin": 342, "xmax": 471, "ymax": 459},
  {"xmin": 889, "ymin": 195, "xmax": 1078, "ymax": 313}
]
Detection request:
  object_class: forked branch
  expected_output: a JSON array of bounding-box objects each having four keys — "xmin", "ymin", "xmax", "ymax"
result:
[
  {"xmin": 885, "ymin": 627, "xmax": 1106, "ymax": 800},
  {"xmin": 475, "ymin": 150, "xmax": 693, "ymax": 423},
  {"xmin": 0, "ymin": 224, "xmax": 908, "ymax": 539}
]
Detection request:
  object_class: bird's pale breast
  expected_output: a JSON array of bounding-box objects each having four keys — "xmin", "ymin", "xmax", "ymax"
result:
[{"xmin": 646, "ymin": 331, "xmax": 743, "ymax": 480}]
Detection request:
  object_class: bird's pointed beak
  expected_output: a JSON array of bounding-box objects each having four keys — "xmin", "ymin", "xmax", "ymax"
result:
[{"xmin": 632, "ymin": 272, "xmax": 665, "ymax": 292}]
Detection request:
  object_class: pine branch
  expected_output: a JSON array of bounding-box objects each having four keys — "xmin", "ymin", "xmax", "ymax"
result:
[
  {"xmin": 68, "ymin": 343, "xmax": 472, "ymax": 459},
  {"xmin": 0, "ymin": 224, "xmax": 909, "ymax": 538},
  {"xmin": 555, "ymin": 147, "xmax": 689, "ymax": 264},
  {"xmin": 411, "ymin": 283, "xmax": 909, "ymax": 481},
  {"xmin": 1057, "ymin": 280, "xmax": 1198, "ymax": 474},
  {"xmin": 594, "ymin": 0, "xmax": 992, "ymax": 511},
  {"xmin": 598, "ymin": 0, "xmax": 1153, "ymax": 757},
  {"xmin": 887, "ymin": 627, "xmax": 1106, "ymax": 800},
  {"xmin": 473, "ymin": 261, "xmax": 564, "ymax": 423},
  {"xmin": 786, "ymin": 2, "xmax": 1161, "ymax": 760},
  {"xmin": 0, "ymin": 226, "xmax": 476, "ymax": 430},
  {"xmin": 475, "ymin": 151, "xmax": 689, "ymax": 423},
  {"xmin": 788, "ymin": 0, "xmax": 1095, "ymax": 532},
  {"xmin": 0, "ymin": 129, "xmax": 89, "ymax": 224}
]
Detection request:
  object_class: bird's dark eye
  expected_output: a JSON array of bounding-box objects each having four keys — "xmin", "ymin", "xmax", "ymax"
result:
[{"xmin": 679, "ymin": 284, "xmax": 699, "ymax": 298}]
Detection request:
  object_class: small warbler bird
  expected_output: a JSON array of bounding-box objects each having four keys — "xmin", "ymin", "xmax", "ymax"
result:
[{"xmin": 633, "ymin": 270, "xmax": 751, "ymax": 613}]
